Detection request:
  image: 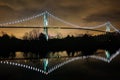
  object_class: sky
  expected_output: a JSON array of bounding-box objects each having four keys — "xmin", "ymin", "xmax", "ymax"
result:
[{"xmin": 0, "ymin": 0, "xmax": 120, "ymax": 38}]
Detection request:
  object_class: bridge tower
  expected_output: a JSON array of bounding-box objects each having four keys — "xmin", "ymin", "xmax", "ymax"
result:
[
  {"xmin": 43, "ymin": 58, "xmax": 48, "ymax": 72},
  {"xmin": 43, "ymin": 11, "xmax": 48, "ymax": 40},
  {"xmin": 105, "ymin": 50, "xmax": 110, "ymax": 59},
  {"xmin": 106, "ymin": 22, "xmax": 111, "ymax": 32},
  {"xmin": 43, "ymin": 11, "xmax": 49, "ymax": 72}
]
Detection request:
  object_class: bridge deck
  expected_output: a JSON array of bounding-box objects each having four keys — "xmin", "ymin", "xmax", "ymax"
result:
[{"xmin": 0, "ymin": 26, "xmax": 108, "ymax": 32}]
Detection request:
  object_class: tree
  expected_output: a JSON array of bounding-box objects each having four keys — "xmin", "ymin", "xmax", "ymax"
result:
[
  {"xmin": 23, "ymin": 29, "xmax": 46, "ymax": 40},
  {"xmin": 23, "ymin": 29, "xmax": 40, "ymax": 40}
]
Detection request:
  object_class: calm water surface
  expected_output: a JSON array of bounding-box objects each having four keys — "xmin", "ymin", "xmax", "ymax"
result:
[{"xmin": 0, "ymin": 48, "xmax": 120, "ymax": 80}]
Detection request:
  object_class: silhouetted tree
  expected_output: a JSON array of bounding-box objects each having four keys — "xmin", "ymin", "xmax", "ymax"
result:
[{"xmin": 23, "ymin": 29, "xmax": 41, "ymax": 40}]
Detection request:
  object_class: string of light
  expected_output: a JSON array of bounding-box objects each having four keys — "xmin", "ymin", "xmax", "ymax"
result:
[{"xmin": 0, "ymin": 11, "xmax": 119, "ymax": 32}]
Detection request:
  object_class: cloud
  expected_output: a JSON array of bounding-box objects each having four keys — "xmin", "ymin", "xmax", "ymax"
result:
[
  {"xmin": 0, "ymin": 0, "xmax": 47, "ymax": 11},
  {"xmin": 83, "ymin": 10, "xmax": 120, "ymax": 22},
  {"xmin": 0, "ymin": 5, "xmax": 14, "ymax": 12},
  {"xmin": 0, "ymin": 0, "xmax": 120, "ymax": 24},
  {"xmin": 0, "ymin": 5, "xmax": 17, "ymax": 22},
  {"xmin": 0, "ymin": 0, "xmax": 120, "ymax": 37}
]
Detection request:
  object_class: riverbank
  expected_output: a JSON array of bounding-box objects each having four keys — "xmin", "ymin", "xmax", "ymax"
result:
[{"xmin": 0, "ymin": 32, "xmax": 120, "ymax": 58}]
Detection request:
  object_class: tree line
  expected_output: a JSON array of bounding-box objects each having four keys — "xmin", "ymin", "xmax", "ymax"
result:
[{"xmin": 0, "ymin": 29, "xmax": 120, "ymax": 58}]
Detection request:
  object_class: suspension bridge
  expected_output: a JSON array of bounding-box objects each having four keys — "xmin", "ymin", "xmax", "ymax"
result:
[
  {"xmin": 0, "ymin": 11, "xmax": 120, "ymax": 75},
  {"xmin": 0, "ymin": 11, "xmax": 119, "ymax": 40}
]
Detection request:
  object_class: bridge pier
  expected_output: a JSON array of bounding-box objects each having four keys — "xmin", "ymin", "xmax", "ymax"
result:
[
  {"xmin": 106, "ymin": 22, "xmax": 111, "ymax": 32},
  {"xmin": 43, "ymin": 58, "xmax": 48, "ymax": 72},
  {"xmin": 105, "ymin": 50, "xmax": 110, "ymax": 59},
  {"xmin": 43, "ymin": 12, "xmax": 49, "ymax": 72},
  {"xmin": 43, "ymin": 11, "xmax": 48, "ymax": 40}
]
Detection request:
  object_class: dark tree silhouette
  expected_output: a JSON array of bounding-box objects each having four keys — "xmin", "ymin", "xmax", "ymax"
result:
[{"xmin": 0, "ymin": 30, "xmax": 120, "ymax": 58}]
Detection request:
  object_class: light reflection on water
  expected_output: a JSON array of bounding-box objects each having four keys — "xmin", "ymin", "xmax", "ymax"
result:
[
  {"xmin": 0, "ymin": 48, "xmax": 120, "ymax": 72},
  {"xmin": 0, "ymin": 49, "xmax": 118, "ymax": 72},
  {"xmin": 0, "ymin": 49, "xmax": 115, "ymax": 71},
  {"xmin": 14, "ymin": 50, "xmax": 106, "ymax": 59},
  {"xmin": 0, "ymin": 49, "xmax": 120, "ymax": 80}
]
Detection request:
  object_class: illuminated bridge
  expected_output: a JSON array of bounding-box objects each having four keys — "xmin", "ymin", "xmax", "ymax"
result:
[
  {"xmin": 0, "ymin": 11, "xmax": 119, "ymax": 40},
  {"xmin": 0, "ymin": 11, "xmax": 120, "ymax": 75}
]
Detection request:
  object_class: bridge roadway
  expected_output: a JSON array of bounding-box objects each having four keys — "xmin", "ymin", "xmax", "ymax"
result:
[{"xmin": 0, "ymin": 26, "xmax": 108, "ymax": 32}]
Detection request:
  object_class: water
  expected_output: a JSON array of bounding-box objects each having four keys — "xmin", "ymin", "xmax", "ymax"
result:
[{"xmin": 0, "ymin": 48, "xmax": 120, "ymax": 80}]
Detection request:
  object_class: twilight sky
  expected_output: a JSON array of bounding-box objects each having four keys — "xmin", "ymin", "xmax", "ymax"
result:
[{"xmin": 0, "ymin": 0, "xmax": 120, "ymax": 38}]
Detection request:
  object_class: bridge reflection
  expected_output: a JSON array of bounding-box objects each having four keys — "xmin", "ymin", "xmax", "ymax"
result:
[{"xmin": 0, "ymin": 48, "xmax": 120, "ymax": 75}]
